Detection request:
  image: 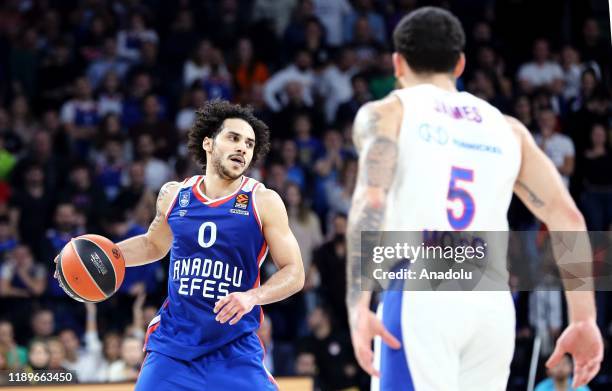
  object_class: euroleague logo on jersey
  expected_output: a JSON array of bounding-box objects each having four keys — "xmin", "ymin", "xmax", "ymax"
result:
[{"xmin": 234, "ymin": 194, "xmax": 249, "ymax": 210}]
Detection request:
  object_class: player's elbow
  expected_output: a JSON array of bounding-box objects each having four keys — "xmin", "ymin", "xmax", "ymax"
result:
[
  {"xmin": 294, "ymin": 262, "xmax": 306, "ymax": 292},
  {"xmin": 545, "ymin": 197, "xmax": 586, "ymax": 231}
]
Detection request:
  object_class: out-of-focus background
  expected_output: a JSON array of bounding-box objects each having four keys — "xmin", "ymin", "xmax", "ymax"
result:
[{"xmin": 0, "ymin": 0, "xmax": 609, "ymax": 390}]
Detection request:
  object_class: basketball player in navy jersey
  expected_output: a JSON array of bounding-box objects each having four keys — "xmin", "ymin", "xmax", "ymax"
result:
[
  {"xmin": 113, "ymin": 100, "xmax": 303, "ymax": 390},
  {"xmin": 346, "ymin": 7, "xmax": 603, "ymax": 391}
]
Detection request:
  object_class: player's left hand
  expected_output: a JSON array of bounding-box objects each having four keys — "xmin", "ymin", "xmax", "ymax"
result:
[
  {"xmin": 214, "ymin": 291, "xmax": 257, "ymax": 325},
  {"xmin": 349, "ymin": 304, "xmax": 401, "ymax": 377}
]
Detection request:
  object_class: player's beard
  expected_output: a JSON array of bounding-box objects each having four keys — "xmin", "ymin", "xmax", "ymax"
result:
[{"xmin": 211, "ymin": 150, "xmax": 245, "ymax": 180}]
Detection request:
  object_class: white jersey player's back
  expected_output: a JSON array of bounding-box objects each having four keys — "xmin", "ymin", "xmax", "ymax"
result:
[{"xmin": 385, "ymin": 84, "xmax": 521, "ymax": 232}]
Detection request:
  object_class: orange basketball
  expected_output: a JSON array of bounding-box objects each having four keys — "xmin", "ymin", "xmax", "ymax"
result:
[{"xmin": 56, "ymin": 234, "xmax": 125, "ymax": 302}]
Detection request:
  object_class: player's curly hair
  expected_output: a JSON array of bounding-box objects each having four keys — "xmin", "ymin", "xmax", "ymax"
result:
[{"xmin": 187, "ymin": 99, "xmax": 271, "ymax": 171}]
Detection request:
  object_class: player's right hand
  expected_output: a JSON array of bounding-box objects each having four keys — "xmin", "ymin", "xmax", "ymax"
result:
[
  {"xmin": 349, "ymin": 305, "xmax": 401, "ymax": 377},
  {"xmin": 546, "ymin": 319, "xmax": 603, "ymax": 388},
  {"xmin": 53, "ymin": 254, "xmax": 59, "ymax": 280}
]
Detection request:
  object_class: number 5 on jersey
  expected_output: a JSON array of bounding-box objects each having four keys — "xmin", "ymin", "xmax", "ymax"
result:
[
  {"xmin": 198, "ymin": 222, "xmax": 217, "ymax": 248},
  {"xmin": 447, "ymin": 166, "xmax": 475, "ymax": 230}
]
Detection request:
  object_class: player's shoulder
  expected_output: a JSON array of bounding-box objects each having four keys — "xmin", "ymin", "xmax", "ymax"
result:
[
  {"xmin": 503, "ymin": 115, "xmax": 532, "ymax": 144},
  {"xmin": 353, "ymin": 94, "xmax": 403, "ymax": 148},
  {"xmin": 253, "ymin": 184, "xmax": 287, "ymax": 224},
  {"xmin": 157, "ymin": 181, "xmax": 182, "ymax": 209},
  {"xmin": 253, "ymin": 183, "xmax": 282, "ymax": 206}
]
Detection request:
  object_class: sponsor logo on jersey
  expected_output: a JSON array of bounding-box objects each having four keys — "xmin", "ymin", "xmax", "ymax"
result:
[
  {"xmin": 179, "ymin": 191, "xmax": 191, "ymax": 208},
  {"xmin": 230, "ymin": 209, "xmax": 249, "ymax": 216},
  {"xmin": 234, "ymin": 194, "xmax": 249, "ymax": 209},
  {"xmin": 179, "ymin": 209, "xmax": 188, "ymax": 217}
]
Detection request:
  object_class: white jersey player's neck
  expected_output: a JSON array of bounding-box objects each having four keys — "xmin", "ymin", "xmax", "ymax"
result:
[
  {"xmin": 398, "ymin": 74, "xmax": 457, "ymax": 92},
  {"xmin": 199, "ymin": 172, "xmax": 245, "ymax": 200}
]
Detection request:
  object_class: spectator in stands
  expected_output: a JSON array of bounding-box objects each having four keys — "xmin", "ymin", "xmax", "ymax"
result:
[
  {"xmin": 202, "ymin": 48, "xmax": 234, "ymax": 101},
  {"xmin": 107, "ymin": 336, "xmax": 144, "ymax": 382},
  {"xmin": 300, "ymin": 305, "xmax": 361, "ymax": 390},
  {"xmin": 535, "ymin": 109, "xmax": 575, "ymax": 188},
  {"xmin": 130, "ymin": 94, "xmax": 177, "ymax": 160},
  {"xmin": 312, "ymin": 231, "xmax": 348, "ymax": 329},
  {"xmin": 47, "ymin": 337, "xmax": 70, "ymax": 371},
  {"xmin": 316, "ymin": 48, "xmax": 358, "ymax": 123},
  {"xmin": 256, "ymin": 315, "xmax": 294, "ymax": 376},
  {"xmin": 87, "ymin": 37, "xmax": 130, "ymax": 90},
  {"xmin": 368, "ymin": 51, "xmax": 395, "ymax": 99},
  {"xmin": 313, "ymin": 0, "xmax": 352, "ymax": 47},
  {"xmin": 324, "ymin": 157, "xmax": 357, "ymax": 218},
  {"xmin": 113, "ymin": 161, "xmax": 151, "ymax": 216},
  {"xmin": 116, "ymin": 12, "xmax": 159, "ymax": 63},
  {"xmin": 344, "ymin": 0, "xmax": 386, "ymax": 44},
  {"xmin": 38, "ymin": 40, "xmax": 78, "ymax": 110},
  {"xmin": 513, "ymin": 95, "xmax": 538, "ymax": 133},
  {"xmin": 0, "ymin": 216, "xmax": 18, "ymax": 259},
  {"xmin": 535, "ymin": 355, "xmax": 591, "ymax": 391},
  {"xmin": 285, "ymin": 182, "xmax": 323, "ymax": 306},
  {"xmin": 0, "ymin": 320, "xmax": 27, "ymax": 368},
  {"xmin": 350, "ymin": 17, "xmax": 383, "ymax": 70},
  {"xmin": 176, "ymin": 86, "xmax": 207, "ymax": 139},
  {"xmin": 264, "ymin": 49, "xmax": 315, "ymax": 112},
  {"xmin": 59, "ymin": 327, "xmax": 98, "ymax": 382},
  {"xmin": 578, "ymin": 18, "xmax": 609, "ymax": 70},
  {"xmin": 59, "ymin": 163, "xmax": 108, "ymax": 230},
  {"xmin": 0, "ymin": 245, "xmax": 46, "ymax": 297},
  {"xmin": 264, "ymin": 162, "xmax": 289, "ymax": 194},
  {"xmin": 280, "ymin": 140, "xmax": 306, "ymax": 189},
  {"xmin": 184, "ymin": 40, "xmax": 217, "ymax": 87},
  {"xmin": 517, "ymin": 39, "xmax": 563, "ymax": 94},
  {"xmin": 97, "ymin": 71, "xmax": 125, "ymax": 118},
  {"xmin": 294, "ymin": 349, "xmax": 317, "ymax": 378},
  {"xmin": 95, "ymin": 136, "xmax": 129, "ymax": 202},
  {"xmin": 10, "ymin": 95, "xmax": 37, "ymax": 145},
  {"xmin": 30, "ymin": 309, "xmax": 55, "ymax": 341},
  {"xmin": 60, "ymin": 77, "xmax": 99, "ymax": 158},
  {"xmin": 336, "ymin": 73, "xmax": 372, "ymax": 126},
  {"xmin": 25, "ymin": 339, "xmax": 50, "ymax": 371},
  {"xmin": 292, "ymin": 114, "xmax": 322, "ymax": 167},
  {"xmin": 233, "ymin": 38, "xmax": 270, "ymax": 103},
  {"xmin": 134, "ymin": 133, "xmax": 171, "ymax": 191},
  {"xmin": 42, "ymin": 203, "xmax": 84, "ymax": 295},
  {"xmin": 302, "ymin": 17, "xmax": 330, "ymax": 69},
  {"xmin": 580, "ymin": 124, "xmax": 612, "ymax": 231}
]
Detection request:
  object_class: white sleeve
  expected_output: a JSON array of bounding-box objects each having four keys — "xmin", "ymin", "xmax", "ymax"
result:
[
  {"xmin": 60, "ymin": 102, "xmax": 75, "ymax": 125},
  {"xmin": 562, "ymin": 136, "xmax": 575, "ymax": 157},
  {"xmin": 550, "ymin": 63, "xmax": 564, "ymax": 80},
  {"xmin": 263, "ymin": 71, "xmax": 289, "ymax": 112},
  {"xmin": 84, "ymin": 330, "xmax": 103, "ymax": 354},
  {"xmin": 0, "ymin": 263, "xmax": 13, "ymax": 280},
  {"xmin": 517, "ymin": 64, "xmax": 531, "ymax": 82}
]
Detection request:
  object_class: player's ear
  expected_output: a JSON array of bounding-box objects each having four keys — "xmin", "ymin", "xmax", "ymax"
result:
[
  {"xmin": 392, "ymin": 52, "xmax": 405, "ymax": 80},
  {"xmin": 202, "ymin": 137, "xmax": 212, "ymax": 153},
  {"xmin": 453, "ymin": 53, "xmax": 466, "ymax": 79}
]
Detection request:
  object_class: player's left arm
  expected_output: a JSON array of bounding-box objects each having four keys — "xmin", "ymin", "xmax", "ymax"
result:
[
  {"xmin": 214, "ymin": 187, "xmax": 305, "ymax": 325},
  {"xmin": 347, "ymin": 97, "xmax": 403, "ymax": 376}
]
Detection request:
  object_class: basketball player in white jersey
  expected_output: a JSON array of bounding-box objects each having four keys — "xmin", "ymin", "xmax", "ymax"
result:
[{"xmin": 346, "ymin": 7, "xmax": 603, "ymax": 391}]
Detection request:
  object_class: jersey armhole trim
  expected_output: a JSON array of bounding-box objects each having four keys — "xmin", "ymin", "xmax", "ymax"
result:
[
  {"xmin": 252, "ymin": 182, "xmax": 263, "ymax": 231},
  {"xmin": 164, "ymin": 179, "xmax": 188, "ymax": 221}
]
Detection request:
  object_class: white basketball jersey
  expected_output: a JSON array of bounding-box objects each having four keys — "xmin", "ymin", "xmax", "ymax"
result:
[{"xmin": 384, "ymin": 84, "xmax": 521, "ymax": 232}]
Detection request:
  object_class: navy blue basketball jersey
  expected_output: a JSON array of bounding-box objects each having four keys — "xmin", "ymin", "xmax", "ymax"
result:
[{"xmin": 145, "ymin": 175, "xmax": 268, "ymax": 360}]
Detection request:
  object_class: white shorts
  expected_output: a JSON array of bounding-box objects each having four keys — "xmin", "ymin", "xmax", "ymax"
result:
[{"xmin": 372, "ymin": 291, "xmax": 516, "ymax": 391}]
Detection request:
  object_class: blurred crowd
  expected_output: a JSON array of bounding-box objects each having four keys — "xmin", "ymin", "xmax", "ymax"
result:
[{"xmin": 0, "ymin": 0, "xmax": 609, "ymax": 390}]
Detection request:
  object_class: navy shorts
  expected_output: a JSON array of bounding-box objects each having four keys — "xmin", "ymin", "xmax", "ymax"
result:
[{"xmin": 135, "ymin": 332, "xmax": 277, "ymax": 391}]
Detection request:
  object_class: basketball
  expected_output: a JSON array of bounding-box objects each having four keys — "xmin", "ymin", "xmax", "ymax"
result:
[{"xmin": 56, "ymin": 234, "xmax": 125, "ymax": 303}]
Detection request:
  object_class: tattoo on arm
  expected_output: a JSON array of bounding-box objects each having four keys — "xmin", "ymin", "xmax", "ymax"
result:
[
  {"xmin": 516, "ymin": 180, "xmax": 545, "ymax": 208},
  {"xmin": 148, "ymin": 184, "xmax": 173, "ymax": 233},
  {"xmin": 346, "ymin": 129, "xmax": 398, "ymax": 310}
]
